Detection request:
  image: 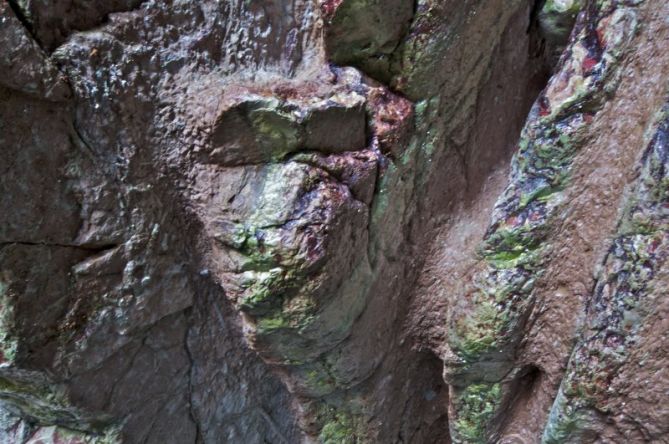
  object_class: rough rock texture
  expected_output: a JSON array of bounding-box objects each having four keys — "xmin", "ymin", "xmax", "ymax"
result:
[{"xmin": 0, "ymin": 0, "xmax": 667, "ymax": 443}]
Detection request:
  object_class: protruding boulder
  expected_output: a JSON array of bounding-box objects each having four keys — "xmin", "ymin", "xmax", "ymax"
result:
[
  {"xmin": 204, "ymin": 90, "xmax": 368, "ymax": 166},
  {"xmin": 302, "ymin": 101, "xmax": 367, "ymax": 153},
  {"xmin": 322, "ymin": 0, "xmax": 414, "ymax": 82},
  {"xmin": 10, "ymin": 0, "xmax": 144, "ymax": 51}
]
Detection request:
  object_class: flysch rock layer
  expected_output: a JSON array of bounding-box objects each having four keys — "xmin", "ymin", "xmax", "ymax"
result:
[{"xmin": 0, "ymin": 0, "xmax": 667, "ymax": 443}]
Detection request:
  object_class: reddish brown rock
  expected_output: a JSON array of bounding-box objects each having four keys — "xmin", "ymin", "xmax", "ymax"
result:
[{"xmin": 1, "ymin": 0, "xmax": 668, "ymax": 443}]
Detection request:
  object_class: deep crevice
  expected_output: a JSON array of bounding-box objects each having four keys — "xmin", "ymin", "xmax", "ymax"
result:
[
  {"xmin": 6, "ymin": 0, "xmax": 38, "ymax": 45},
  {"xmin": 182, "ymin": 307, "xmax": 204, "ymax": 444},
  {"xmin": 0, "ymin": 240, "xmax": 119, "ymax": 253},
  {"xmin": 491, "ymin": 365, "xmax": 544, "ymax": 440}
]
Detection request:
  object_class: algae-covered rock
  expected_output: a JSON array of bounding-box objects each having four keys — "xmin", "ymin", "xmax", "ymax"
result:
[
  {"xmin": 204, "ymin": 91, "xmax": 367, "ymax": 165},
  {"xmin": 538, "ymin": 0, "xmax": 584, "ymax": 44}
]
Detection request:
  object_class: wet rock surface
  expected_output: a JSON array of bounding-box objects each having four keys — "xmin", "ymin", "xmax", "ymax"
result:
[{"xmin": 0, "ymin": 0, "xmax": 667, "ymax": 443}]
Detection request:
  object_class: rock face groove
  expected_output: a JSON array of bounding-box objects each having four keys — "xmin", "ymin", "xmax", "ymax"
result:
[{"xmin": 0, "ymin": 0, "xmax": 667, "ymax": 442}]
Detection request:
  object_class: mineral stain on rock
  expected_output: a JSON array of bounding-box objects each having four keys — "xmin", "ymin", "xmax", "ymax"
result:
[{"xmin": 0, "ymin": 0, "xmax": 668, "ymax": 443}]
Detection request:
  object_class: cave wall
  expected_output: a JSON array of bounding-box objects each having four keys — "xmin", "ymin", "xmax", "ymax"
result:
[{"xmin": 0, "ymin": 0, "xmax": 667, "ymax": 443}]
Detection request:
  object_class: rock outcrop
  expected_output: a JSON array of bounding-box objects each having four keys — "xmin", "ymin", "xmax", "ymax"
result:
[{"xmin": 0, "ymin": 0, "xmax": 667, "ymax": 442}]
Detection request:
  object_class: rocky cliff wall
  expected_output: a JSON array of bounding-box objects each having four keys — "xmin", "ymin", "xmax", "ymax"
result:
[{"xmin": 0, "ymin": 0, "xmax": 667, "ymax": 443}]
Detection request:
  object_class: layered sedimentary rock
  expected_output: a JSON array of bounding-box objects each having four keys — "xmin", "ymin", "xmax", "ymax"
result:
[{"xmin": 0, "ymin": 0, "xmax": 667, "ymax": 443}]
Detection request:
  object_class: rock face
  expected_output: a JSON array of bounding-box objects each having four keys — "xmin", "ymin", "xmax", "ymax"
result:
[{"xmin": 0, "ymin": 0, "xmax": 667, "ymax": 443}]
